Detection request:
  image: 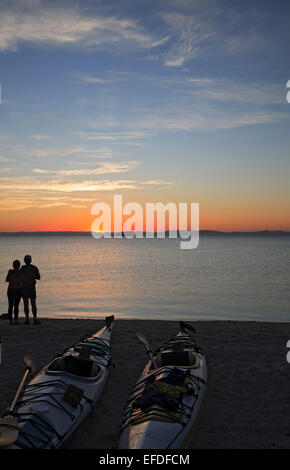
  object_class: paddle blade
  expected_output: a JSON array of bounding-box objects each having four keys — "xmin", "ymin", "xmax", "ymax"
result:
[
  {"xmin": 24, "ymin": 354, "xmax": 36, "ymax": 373},
  {"xmin": 105, "ymin": 315, "xmax": 114, "ymax": 328},
  {"xmin": 0, "ymin": 416, "xmax": 19, "ymax": 447},
  {"xmin": 136, "ymin": 333, "xmax": 148, "ymax": 346},
  {"xmin": 179, "ymin": 321, "xmax": 196, "ymax": 333}
]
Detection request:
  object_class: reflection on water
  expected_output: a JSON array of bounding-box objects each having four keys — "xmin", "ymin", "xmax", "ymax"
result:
[{"xmin": 0, "ymin": 235, "xmax": 289, "ymax": 321}]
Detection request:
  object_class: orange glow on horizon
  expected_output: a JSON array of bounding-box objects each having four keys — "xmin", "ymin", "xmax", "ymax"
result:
[{"xmin": 0, "ymin": 202, "xmax": 290, "ymax": 233}]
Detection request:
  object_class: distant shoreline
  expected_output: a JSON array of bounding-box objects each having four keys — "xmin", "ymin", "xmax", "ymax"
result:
[{"xmin": 0, "ymin": 230, "xmax": 290, "ymax": 237}]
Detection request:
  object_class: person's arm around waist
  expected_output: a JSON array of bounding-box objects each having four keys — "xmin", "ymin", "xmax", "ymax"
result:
[
  {"xmin": 21, "ymin": 273, "xmax": 36, "ymax": 285},
  {"xmin": 35, "ymin": 267, "xmax": 41, "ymax": 280}
]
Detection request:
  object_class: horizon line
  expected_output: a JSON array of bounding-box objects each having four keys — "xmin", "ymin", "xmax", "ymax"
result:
[{"xmin": 0, "ymin": 230, "xmax": 290, "ymax": 236}]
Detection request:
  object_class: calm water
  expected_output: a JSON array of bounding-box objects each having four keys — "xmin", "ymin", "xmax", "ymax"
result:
[{"xmin": 0, "ymin": 235, "xmax": 289, "ymax": 322}]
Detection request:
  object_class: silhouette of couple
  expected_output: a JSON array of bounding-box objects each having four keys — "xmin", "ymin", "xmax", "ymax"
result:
[{"xmin": 6, "ymin": 255, "xmax": 41, "ymax": 325}]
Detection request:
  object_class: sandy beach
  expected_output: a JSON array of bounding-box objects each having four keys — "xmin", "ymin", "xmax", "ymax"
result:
[{"xmin": 0, "ymin": 318, "xmax": 290, "ymax": 449}]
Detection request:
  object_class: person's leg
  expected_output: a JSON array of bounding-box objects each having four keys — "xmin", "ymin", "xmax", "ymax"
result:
[
  {"xmin": 31, "ymin": 298, "xmax": 41, "ymax": 324},
  {"xmin": 31, "ymin": 298, "xmax": 37, "ymax": 317},
  {"xmin": 7, "ymin": 292, "xmax": 14, "ymax": 324},
  {"xmin": 23, "ymin": 297, "xmax": 30, "ymax": 324},
  {"xmin": 14, "ymin": 294, "xmax": 21, "ymax": 323}
]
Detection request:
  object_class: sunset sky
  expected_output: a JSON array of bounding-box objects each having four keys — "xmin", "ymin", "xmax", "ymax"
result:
[{"xmin": 0, "ymin": 0, "xmax": 290, "ymax": 232}]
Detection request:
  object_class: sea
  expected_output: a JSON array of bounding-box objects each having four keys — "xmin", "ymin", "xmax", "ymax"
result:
[{"xmin": 0, "ymin": 235, "xmax": 289, "ymax": 322}]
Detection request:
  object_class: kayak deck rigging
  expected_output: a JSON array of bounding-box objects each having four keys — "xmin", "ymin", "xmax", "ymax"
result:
[
  {"xmin": 120, "ymin": 330, "xmax": 206, "ymax": 434},
  {"xmin": 8, "ymin": 378, "xmax": 94, "ymax": 449},
  {"xmin": 120, "ymin": 368, "xmax": 204, "ymax": 431},
  {"xmin": 13, "ymin": 412, "xmax": 61, "ymax": 449},
  {"xmin": 0, "ymin": 316, "xmax": 115, "ymax": 450}
]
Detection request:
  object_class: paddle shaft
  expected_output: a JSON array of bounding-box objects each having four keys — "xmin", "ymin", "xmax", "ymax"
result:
[
  {"xmin": 144, "ymin": 344, "xmax": 157, "ymax": 369},
  {"xmin": 136, "ymin": 333, "xmax": 158, "ymax": 369},
  {"xmin": 9, "ymin": 367, "xmax": 30, "ymax": 412}
]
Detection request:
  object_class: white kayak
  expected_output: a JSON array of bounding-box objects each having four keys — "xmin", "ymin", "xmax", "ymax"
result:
[
  {"xmin": 1, "ymin": 315, "xmax": 114, "ymax": 449},
  {"xmin": 119, "ymin": 322, "xmax": 207, "ymax": 449}
]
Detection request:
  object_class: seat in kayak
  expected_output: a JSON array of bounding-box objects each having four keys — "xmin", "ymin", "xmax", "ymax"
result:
[
  {"xmin": 150, "ymin": 350, "xmax": 200, "ymax": 370},
  {"xmin": 46, "ymin": 355, "xmax": 100, "ymax": 378}
]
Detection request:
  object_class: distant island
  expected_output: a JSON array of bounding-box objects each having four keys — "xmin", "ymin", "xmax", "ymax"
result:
[{"xmin": 0, "ymin": 230, "xmax": 289, "ymax": 237}]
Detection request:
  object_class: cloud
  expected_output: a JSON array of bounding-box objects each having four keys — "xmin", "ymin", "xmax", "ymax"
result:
[
  {"xmin": 78, "ymin": 131, "xmax": 148, "ymax": 142},
  {"xmin": 79, "ymin": 72, "xmax": 129, "ymax": 85},
  {"xmin": 0, "ymin": 177, "xmax": 173, "ymax": 200},
  {"xmin": 89, "ymin": 117, "xmax": 122, "ymax": 129},
  {"xmin": 81, "ymin": 74, "xmax": 113, "ymax": 84},
  {"xmin": 132, "ymin": 109, "xmax": 289, "ymax": 132},
  {"xmin": 186, "ymin": 78, "xmax": 215, "ymax": 85},
  {"xmin": 160, "ymin": 3, "xmax": 290, "ymax": 67},
  {"xmin": 163, "ymin": 13, "xmax": 214, "ymax": 67},
  {"xmin": 31, "ymin": 134, "xmax": 51, "ymax": 140},
  {"xmin": 122, "ymin": 78, "xmax": 288, "ymax": 132},
  {"xmin": 0, "ymin": 5, "xmax": 168, "ymax": 51},
  {"xmin": 165, "ymin": 56, "xmax": 188, "ymax": 68},
  {"xmin": 0, "ymin": 193, "xmax": 95, "ymax": 211},
  {"xmin": 186, "ymin": 79, "xmax": 285, "ymax": 105},
  {"xmin": 0, "ymin": 158, "xmax": 174, "ymax": 211},
  {"xmin": 0, "ymin": 155, "xmax": 15, "ymax": 162},
  {"xmin": 28, "ymin": 145, "xmax": 116, "ymax": 159},
  {"xmin": 32, "ymin": 160, "xmax": 141, "ymax": 176},
  {"xmin": 0, "ymin": 167, "xmax": 12, "ymax": 173}
]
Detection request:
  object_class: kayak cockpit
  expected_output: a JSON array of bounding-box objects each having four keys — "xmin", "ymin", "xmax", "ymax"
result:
[
  {"xmin": 149, "ymin": 350, "xmax": 200, "ymax": 371},
  {"xmin": 45, "ymin": 355, "xmax": 101, "ymax": 379}
]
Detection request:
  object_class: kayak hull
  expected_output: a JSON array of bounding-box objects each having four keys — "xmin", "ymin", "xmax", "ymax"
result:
[{"xmin": 119, "ymin": 326, "xmax": 207, "ymax": 449}]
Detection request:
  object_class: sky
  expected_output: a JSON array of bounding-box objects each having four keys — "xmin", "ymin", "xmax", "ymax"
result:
[{"xmin": 0, "ymin": 0, "xmax": 290, "ymax": 232}]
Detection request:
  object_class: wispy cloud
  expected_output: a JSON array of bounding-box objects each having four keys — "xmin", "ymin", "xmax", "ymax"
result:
[
  {"xmin": 79, "ymin": 73, "xmax": 127, "ymax": 85},
  {"xmin": 0, "ymin": 5, "xmax": 168, "ymax": 52},
  {"xmin": 0, "ymin": 167, "xmax": 12, "ymax": 173},
  {"xmin": 162, "ymin": 12, "xmax": 214, "ymax": 67},
  {"xmin": 186, "ymin": 79, "xmax": 285, "ymax": 105},
  {"xmin": 0, "ymin": 158, "xmax": 174, "ymax": 211},
  {"xmin": 162, "ymin": 77, "xmax": 285, "ymax": 106},
  {"xmin": 122, "ymin": 77, "xmax": 288, "ymax": 132},
  {"xmin": 186, "ymin": 78, "xmax": 215, "ymax": 85},
  {"xmin": 89, "ymin": 117, "xmax": 121, "ymax": 129},
  {"xmin": 31, "ymin": 134, "xmax": 51, "ymax": 140},
  {"xmin": 78, "ymin": 131, "xmax": 148, "ymax": 142},
  {"xmin": 0, "ymin": 155, "xmax": 15, "ymax": 163},
  {"xmin": 0, "ymin": 193, "xmax": 95, "ymax": 211},
  {"xmin": 132, "ymin": 109, "xmax": 289, "ymax": 132},
  {"xmin": 81, "ymin": 74, "xmax": 113, "ymax": 84},
  {"xmin": 32, "ymin": 160, "xmax": 141, "ymax": 176},
  {"xmin": 160, "ymin": 3, "xmax": 290, "ymax": 67},
  {"xmin": 0, "ymin": 177, "xmax": 174, "ymax": 209},
  {"xmin": 28, "ymin": 145, "xmax": 116, "ymax": 159}
]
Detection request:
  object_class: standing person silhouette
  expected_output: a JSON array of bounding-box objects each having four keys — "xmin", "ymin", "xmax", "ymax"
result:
[
  {"xmin": 20, "ymin": 255, "xmax": 41, "ymax": 325},
  {"xmin": 6, "ymin": 260, "xmax": 22, "ymax": 325}
]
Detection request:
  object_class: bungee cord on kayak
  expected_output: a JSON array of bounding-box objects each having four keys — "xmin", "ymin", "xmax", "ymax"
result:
[{"xmin": 0, "ymin": 316, "xmax": 115, "ymax": 449}]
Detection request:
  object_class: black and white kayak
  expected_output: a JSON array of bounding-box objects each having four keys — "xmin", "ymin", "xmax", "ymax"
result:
[
  {"xmin": 0, "ymin": 315, "xmax": 114, "ymax": 449},
  {"xmin": 119, "ymin": 322, "xmax": 207, "ymax": 449}
]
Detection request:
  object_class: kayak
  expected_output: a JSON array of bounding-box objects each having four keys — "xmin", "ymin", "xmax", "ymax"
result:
[
  {"xmin": 119, "ymin": 322, "xmax": 207, "ymax": 449},
  {"xmin": 1, "ymin": 315, "xmax": 114, "ymax": 449}
]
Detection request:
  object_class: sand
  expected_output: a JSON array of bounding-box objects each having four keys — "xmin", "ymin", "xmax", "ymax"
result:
[{"xmin": 0, "ymin": 317, "xmax": 290, "ymax": 449}]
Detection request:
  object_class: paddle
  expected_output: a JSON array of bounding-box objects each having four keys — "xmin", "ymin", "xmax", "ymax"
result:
[
  {"xmin": 136, "ymin": 333, "xmax": 157, "ymax": 369},
  {"xmin": 179, "ymin": 321, "xmax": 196, "ymax": 333},
  {"xmin": 0, "ymin": 354, "xmax": 36, "ymax": 447}
]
